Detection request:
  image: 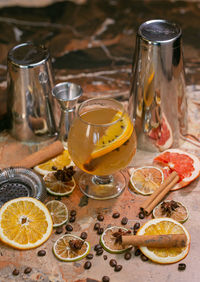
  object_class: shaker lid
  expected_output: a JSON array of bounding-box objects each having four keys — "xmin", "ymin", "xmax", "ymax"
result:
[
  {"xmin": 8, "ymin": 42, "xmax": 49, "ymax": 68},
  {"xmin": 138, "ymin": 19, "xmax": 181, "ymax": 44}
]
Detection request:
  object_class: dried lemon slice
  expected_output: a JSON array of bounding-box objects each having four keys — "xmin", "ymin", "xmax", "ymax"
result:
[
  {"xmin": 0, "ymin": 197, "xmax": 53, "ymax": 250},
  {"xmin": 46, "ymin": 200, "xmax": 68, "ymax": 227},
  {"xmin": 129, "ymin": 166, "xmax": 164, "ymax": 195},
  {"xmin": 137, "ymin": 218, "xmax": 190, "ymax": 264},
  {"xmin": 34, "ymin": 149, "xmax": 74, "ymax": 176}
]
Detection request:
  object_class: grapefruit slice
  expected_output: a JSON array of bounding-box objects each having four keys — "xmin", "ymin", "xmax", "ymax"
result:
[
  {"xmin": 154, "ymin": 149, "xmax": 200, "ymax": 190},
  {"xmin": 137, "ymin": 218, "xmax": 190, "ymax": 264},
  {"xmin": 148, "ymin": 114, "xmax": 173, "ymax": 151},
  {"xmin": 153, "ymin": 200, "xmax": 189, "ymax": 223}
]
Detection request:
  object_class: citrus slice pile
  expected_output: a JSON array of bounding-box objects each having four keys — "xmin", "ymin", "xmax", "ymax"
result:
[
  {"xmin": 53, "ymin": 234, "xmax": 90, "ymax": 262},
  {"xmin": 0, "ymin": 197, "xmax": 53, "ymax": 250},
  {"xmin": 137, "ymin": 218, "xmax": 190, "ymax": 264},
  {"xmin": 87, "ymin": 111, "xmax": 133, "ymax": 162},
  {"xmin": 34, "ymin": 149, "xmax": 74, "ymax": 176},
  {"xmin": 154, "ymin": 149, "xmax": 200, "ymax": 190},
  {"xmin": 129, "ymin": 166, "xmax": 164, "ymax": 195},
  {"xmin": 46, "ymin": 200, "xmax": 68, "ymax": 227},
  {"xmin": 153, "ymin": 200, "xmax": 189, "ymax": 223},
  {"xmin": 100, "ymin": 226, "xmax": 131, "ymax": 254},
  {"xmin": 44, "ymin": 173, "xmax": 76, "ymax": 196}
]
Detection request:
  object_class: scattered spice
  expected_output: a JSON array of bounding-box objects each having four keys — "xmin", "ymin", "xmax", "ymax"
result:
[
  {"xmin": 178, "ymin": 263, "xmax": 186, "ymax": 271},
  {"xmin": 24, "ymin": 267, "xmax": 32, "ymax": 274},
  {"xmin": 54, "ymin": 166, "xmax": 75, "ymax": 182},
  {"xmin": 12, "ymin": 269, "xmax": 19, "ymax": 276},
  {"xmin": 69, "ymin": 239, "xmax": 84, "ymax": 250},
  {"xmin": 37, "ymin": 250, "xmax": 46, "ymax": 257},
  {"xmin": 161, "ymin": 200, "xmax": 180, "ymax": 217}
]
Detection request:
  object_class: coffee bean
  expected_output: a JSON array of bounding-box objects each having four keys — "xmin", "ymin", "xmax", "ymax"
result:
[
  {"xmin": 97, "ymin": 214, "xmax": 104, "ymax": 221},
  {"xmin": 37, "ymin": 250, "xmax": 46, "ymax": 257},
  {"xmin": 86, "ymin": 253, "xmax": 94, "ymax": 260},
  {"xmin": 124, "ymin": 251, "xmax": 131, "ymax": 260},
  {"xmin": 66, "ymin": 224, "xmax": 73, "ymax": 232},
  {"xmin": 80, "ymin": 232, "xmax": 87, "ymax": 240},
  {"xmin": 139, "ymin": 211, "xmax": 145, "ymax": 219},
  {"xmin": 141, "ymin": 254, "xmax": 148, "ymax": 261},
  {"xmin": 133, "ymin": 230, "xmax": 137, "ymax": 235},
  {"xmin": 97, "ymin": 227, "xmax": 104, "ymax": 235},
  {"xmin": 102, "ymin": 276, "xmax": 110, "ymax": 282},
  {"xmin": 70, "ymin": 210, "xmax": 76, "ymax": 216},
  {"xmin": 103, "ymin": 255, "xmax": 108, "ymax": 260},
  {"xmin": 114, "ymin": 264, "xmax": 122, "ymax": 272},
  {"xmin": 12, "ymin": 269, "xmax": 19, "ymax": 276},
  {"xmin": 133, "ymin": 222, "xmax": 140, "ymax": 230},
  {"xmin": 96, "ymin": 249, "xmax": 103, "ymax": 256},
  {"xmin": 178, "ymin": 263, "xmax": 186, "ymax": 271},
  {"xmin": 84, "ymin": 261, "xmax": 91, "ymax": 270},
  {"xmin": 121, "ymin": 217, "xmax": 128, "ymax": 225},
  {"xmin": 112, "ymin": 212, "xmax": 120, "ymax": 219},
  {"xmin": 109, "ymin": 259, "xmax": 117, "ymax": 267},
  {"xmin": 94, "ymin": 222, "xmax": 100, "ymax": 230},
  {"xmin": 134, "ymin": 248, "xmax": 141, "ymax": 256},
  {"xmin": 94, "ymin": 244, "xmax": 102, "ymax": 251},
  {"xmin": 55, "ymin": 226, "xmax": 63, "ymax": 234},
  {"xmin": 52, "ymin": 166, "xmax": 57, "ymax": 170},
  {"xmin": 69, "ymin": 216, "xmax": 76, "ymax": 223},
  {"xmin": 24, "ymin": 267, "xmax": 32, "ymax": 274}
]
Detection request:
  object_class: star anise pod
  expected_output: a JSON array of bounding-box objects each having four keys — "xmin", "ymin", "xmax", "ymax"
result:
[
  {"xmin": 161, "ymin": 200, "xmax": 180, "ymax": 217},
  {"xmin": 112, "ymin": 229, "xmax": 131, "ymax": 244},
  {"xmin": 54, "ymin": 166, "xmax": 75, "ymax": 182},
  {"xmin": 69, "ymin": 239, "xmax": 84, "ymax": 250}
]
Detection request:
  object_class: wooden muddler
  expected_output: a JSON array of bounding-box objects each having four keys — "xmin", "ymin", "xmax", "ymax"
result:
[
  {"xmin": 12, "ymin": 140, "xmax": 64, "ymax": 168},
  {"xmin": 140, "ymin": 171, "xmax": 179, "ymax": 212},
  {"xmin": 122, "ymin": 234, "xmax": 187, "ymax": 248},
  {"xmin": 143, "ymin": 173, "xmax": 180, "ymax": 215}
]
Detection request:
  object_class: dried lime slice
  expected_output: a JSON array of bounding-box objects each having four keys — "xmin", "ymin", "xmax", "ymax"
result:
[
  {"xmin": 53, "ymin": 234, "xmax": 90, "ymax": 262},
  {"xmin": 46, "ymin": 200, "xmax": 68, "ymax": 227},
  {"xmin": 100, "ymin": 226, "xmax": 131, "ymax": 254},
  {"xmin": 153, "ymin": 200, "xmax": 189, "ymax": 223}
]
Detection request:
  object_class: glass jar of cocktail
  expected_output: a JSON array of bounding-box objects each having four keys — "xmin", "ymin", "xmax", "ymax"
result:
[{"xmin": 68, "ymin": 97, "xmax": 137, "ymax": 200}]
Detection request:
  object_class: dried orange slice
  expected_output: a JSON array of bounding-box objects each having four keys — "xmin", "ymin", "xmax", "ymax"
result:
[
  {"xmin": 0, "ymin": 197, "xmax": 53, "ymax": 250},
  {"xmin": 129, "ymin": 166, "xmax": 164, "ymax": 195},
  {"xmin": 90, "ymin": 111, "xmax": 133, "ymax": 160},
  {"xmin": 154, "ymin": 149, "xmax": 200, "ymax": 190},
  {"xmin": 137, "ymin": 218, "xmax": 190, "ymax": 264},
  {"xmin": 100, "ymin": 226, "xmax": 131, "ymax": 254},
  {"xmin": 34, "ymin": 149, "xmax": 74, "ymax": 176},
  {"xmin": 153, "ymin": 200, "xmax": 189, "ymax": 223},
  {"xmin": 46, "ymin": 200, "xmax": 68, "ymax": 227},
  {"xmin": 44, "ymin": 172, "xmax": 76, "ymax": 196},
  {"xmin": 53, "ymin": 234, "xmax": 90, "ymax": 262}
]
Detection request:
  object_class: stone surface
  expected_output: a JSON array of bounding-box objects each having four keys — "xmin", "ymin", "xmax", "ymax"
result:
[{"xmin": 0, "ymin": 1, "xmax": 200, "ymax": 282}]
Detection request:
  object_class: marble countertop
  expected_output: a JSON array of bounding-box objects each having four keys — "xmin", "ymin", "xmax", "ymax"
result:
[{"xmin": 0, "ymin": 1, "xmax": 200, "ymax": 282}]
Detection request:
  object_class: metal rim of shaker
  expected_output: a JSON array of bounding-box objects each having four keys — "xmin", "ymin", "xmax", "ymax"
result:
[
  {"xmin": 7, "ymin": 42, "xmax": 50, "ymax": 69},
  {"xmin": 138, "ymin": 19, "xmax": 182, "ymax": 45}
]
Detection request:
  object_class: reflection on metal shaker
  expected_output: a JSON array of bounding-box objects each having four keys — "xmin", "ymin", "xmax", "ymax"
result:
[
  {"xmin": 7, "ymin": 42, "xmax": 59, "ymax": 142},
  {"xmin": 128, "ymin": 19, "xmax": 187, "ymax": 152}
]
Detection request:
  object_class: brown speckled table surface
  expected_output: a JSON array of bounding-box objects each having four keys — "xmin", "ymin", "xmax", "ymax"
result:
[{"xmin": 0, "ymin": 1, "xmax": 200, "ymax": 281}]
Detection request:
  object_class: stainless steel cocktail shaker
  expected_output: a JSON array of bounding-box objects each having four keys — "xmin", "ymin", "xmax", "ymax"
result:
[{"xmin": 128, "ymin": 19, "xmax": 187, "ymax": 152}]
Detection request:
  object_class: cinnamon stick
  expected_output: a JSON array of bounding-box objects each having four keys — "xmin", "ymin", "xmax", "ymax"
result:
[
  {"xmin": 122, "ymin": 234, "xmax": 187, "ymax": 248},
  {"xmin": 140, "ymin": 171, "xmax": 178, "ymax": 212},
  {"xmin": 144, "ymin": 174, "xmax": 179, "ymax": 215},
  {"xmin": 12, "ymin": 140, "xmax": 64, "ymax": 168}
]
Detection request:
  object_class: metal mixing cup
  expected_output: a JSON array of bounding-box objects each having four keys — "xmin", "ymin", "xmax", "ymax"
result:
[
  {"xmin": 128, "ymin": 19, "xmax": 187, "ymax": 152},
  {"xmin": 7, "ymin": 42, "xmax": 58, "ymax": 142}
]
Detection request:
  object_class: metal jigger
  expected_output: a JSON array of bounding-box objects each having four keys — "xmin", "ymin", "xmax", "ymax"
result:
[{"xmin": 52, "ymin": 82, "xmax": 83, "ymax": 148}]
